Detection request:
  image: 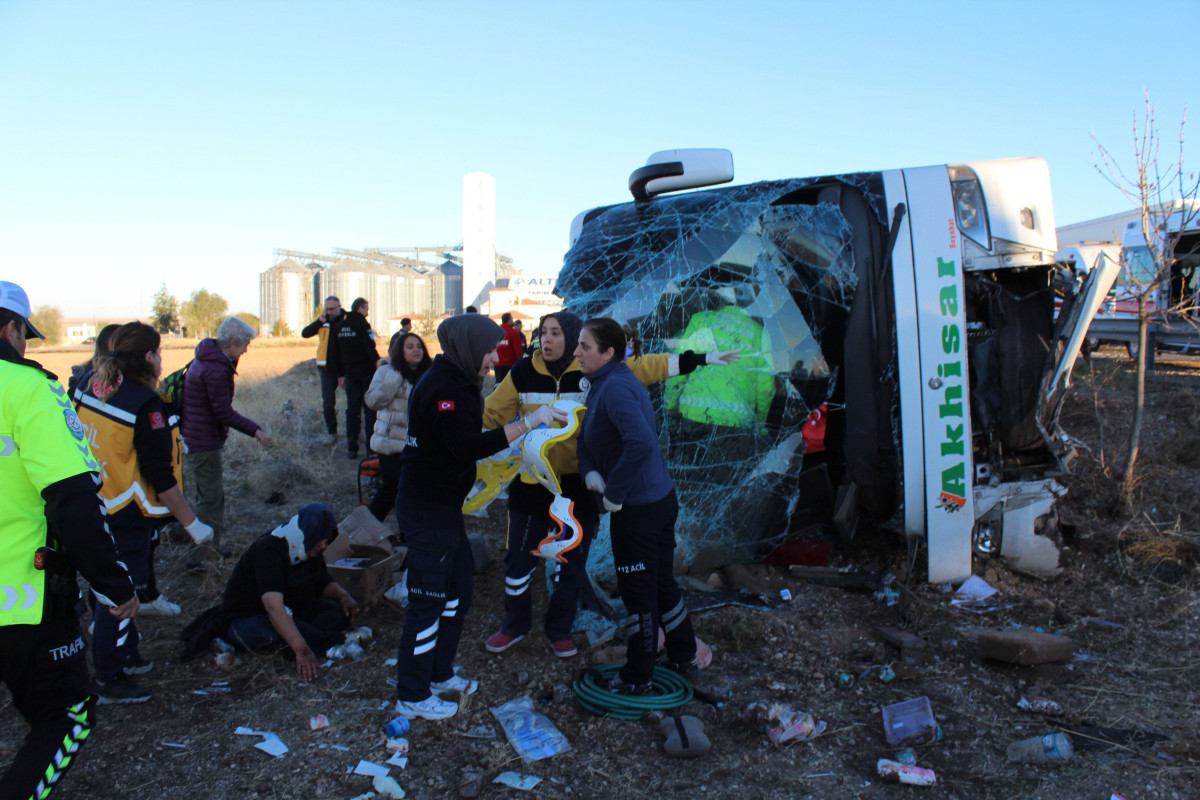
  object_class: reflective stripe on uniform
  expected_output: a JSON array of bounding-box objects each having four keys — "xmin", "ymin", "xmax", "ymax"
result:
[
  {"xmin": 0, "ymin": 435, "xmax": 14, "ymax": 456},
  {"xmin": 0, "ymin": 583, "xmax": 39, "ymax": 611},
  {"xmin": 73, "ymin": 392, "xmax": 137, "ymax": 424},
  {"xmin": 101, "ymin": 480, "xmax": 171, "ymax": 517}
]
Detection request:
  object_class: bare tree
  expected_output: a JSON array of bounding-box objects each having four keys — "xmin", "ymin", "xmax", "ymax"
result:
[{"xmin": 1093, "ymin": 93, "xmax": 1200, "ymax": 512}]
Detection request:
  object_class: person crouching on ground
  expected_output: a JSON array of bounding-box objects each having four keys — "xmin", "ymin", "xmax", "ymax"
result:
[
  {"xmin": 180, "ymin": 503, "xmax": 369, "ymax": 681},
  {"xmin": 73, "ymin": 321, "xmax": 215, "ymax": 704},
  {"xmin": 392, "ymin": 314, "xmax": 567, "ymax": 720},
  {"xmin": 575, "ymin": 318, "xmax": 698, "ymax": 695}
]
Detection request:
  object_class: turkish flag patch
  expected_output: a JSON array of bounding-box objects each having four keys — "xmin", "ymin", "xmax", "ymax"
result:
[
  {"xmin": 149, "ymin": 411, "xmax": 167, "ymax": 430},
  {"xmin": 437, "ymin": 400, "xmax": 456, "ymax": 412}
]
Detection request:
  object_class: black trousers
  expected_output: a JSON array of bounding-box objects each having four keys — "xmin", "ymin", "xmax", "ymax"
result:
[
  {"xmin": 394, "ymin": 503, "xmax": 474, "ymax": 701},
  {"xmin": 343, "ymin": 374, "xmax": 376, "ymax": 456},
  {"xmin": 609, "ymin": 489, "xmax": 696, "ymax": 684},
  {"xmin": 318, "ymin": 365, "xmax": 338, "ymax": 435},
  {"xmin": 369, "ymin": 452, "xmax": 403, "ymax": 522},
  {"xmin": 0, "ymin": 617, "xmax": 94, "ymax": 800}
]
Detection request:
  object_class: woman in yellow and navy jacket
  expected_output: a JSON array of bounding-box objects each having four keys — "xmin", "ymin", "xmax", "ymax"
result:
[
  {"xmin": 480, "ymin": 311, "xmax": 739, "ymax": 659},
  {"xmin": 73, "ymin": 322, "xmax": 213, "ymax": 704}
]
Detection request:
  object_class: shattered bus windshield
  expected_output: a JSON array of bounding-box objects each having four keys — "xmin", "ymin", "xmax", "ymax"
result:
[{"xmin": 558, "ymin": 176, "xmax": 897, "ymax": 570}]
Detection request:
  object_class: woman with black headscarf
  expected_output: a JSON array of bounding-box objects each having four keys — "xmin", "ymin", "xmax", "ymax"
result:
[
  {"xmin": 392, "ymin": 314, "xmax": 565, "ymax": 721},
  {"xmin": 480, "ymin": 311, "xmax": 740, "ymax": 661}
]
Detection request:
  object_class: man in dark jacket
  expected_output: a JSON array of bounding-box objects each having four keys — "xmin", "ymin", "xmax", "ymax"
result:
[
  {"xmin": 300, "ymin": 296, "xmax": 346, "ymax": 445},
  {"xmin": 327, "ymin": 297, "xmax": 379, "ymax": 459},
  {"xmin": 180, "ymin": 317, "xmax": 274, "ymax": 563}
]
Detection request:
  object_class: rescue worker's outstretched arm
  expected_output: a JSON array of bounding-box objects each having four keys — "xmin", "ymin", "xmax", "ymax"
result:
[{"xmin": 40, "ymin": 472, "xmax": 137, "ymax": 617}]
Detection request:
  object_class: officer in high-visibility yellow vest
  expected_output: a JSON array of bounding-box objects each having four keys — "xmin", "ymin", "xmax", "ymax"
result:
[
  {"xmin": 301, "ymin": 295, "xmax": 346, "ymax": 444},
  {"xmin": 0, "ymin": 281, "xmax": 138, "ymax": 800}
]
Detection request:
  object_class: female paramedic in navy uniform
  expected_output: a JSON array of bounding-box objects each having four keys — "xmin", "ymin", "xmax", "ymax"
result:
[
  {"xmin": 391, "ymin": 314, "xmax": 566, "ymax": 720},
  {"xmin": 575, "ymin": 317, "xmax": 699, "ymax": 694}
]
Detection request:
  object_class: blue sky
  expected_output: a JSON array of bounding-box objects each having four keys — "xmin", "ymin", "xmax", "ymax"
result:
[{"xmin": 1, "ymin": 1, "xmax": 1195, "ymax": 319}]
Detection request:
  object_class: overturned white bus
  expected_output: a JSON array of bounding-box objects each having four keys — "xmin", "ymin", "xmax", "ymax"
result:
[{"xmin": 557, "ymin": 150, "xmax": 1116, "ymax": 583}]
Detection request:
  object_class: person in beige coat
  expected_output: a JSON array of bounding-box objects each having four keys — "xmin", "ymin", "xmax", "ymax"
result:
[{"xmin": 365, "ymin": 332, "xmax": 431, "ymax": 522}]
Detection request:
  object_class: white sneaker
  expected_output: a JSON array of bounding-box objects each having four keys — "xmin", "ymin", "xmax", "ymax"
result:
[
  {"xmin": 139, "ymin": 596, "xmax": 181, "ymax": 616},
  {"xmin": 394, "ymin": 695, "xmax": 458, "ymax": 720},
  {"xmin": 430, "ymin": 674, "xmax": 478, "ymax": 696}
]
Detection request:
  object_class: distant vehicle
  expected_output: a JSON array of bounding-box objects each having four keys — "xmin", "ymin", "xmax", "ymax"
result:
[
  {"xmin": 557, "ymin": 149, "xmax": 1115, "ymax": 583},
  {"xmin": 1058, "ymin": 204, "xmax": 1200, "ymax": 358},
  {"xmin": 82, "ymin": 337, "xmax": 96, "ymax": 345}
]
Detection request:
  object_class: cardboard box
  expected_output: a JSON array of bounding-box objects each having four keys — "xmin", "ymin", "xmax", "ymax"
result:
[
  {"xmin": 336, "ymin": 505, "xmax": 395, "ymax": 552},
  {"xmin": 325, "ymin": 544, "xmax": 401, "ymax": 606}
]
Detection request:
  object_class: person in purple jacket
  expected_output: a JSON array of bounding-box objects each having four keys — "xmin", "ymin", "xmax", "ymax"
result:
[
  {"xmin": 575, "ymin": 317, "xmax": 698, "ymax": 695},
  {"xmin": 180, "ymin": 317, "xmax": 274, "ymax": 568}
]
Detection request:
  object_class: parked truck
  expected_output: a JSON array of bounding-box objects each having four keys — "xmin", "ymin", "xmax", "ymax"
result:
[{"xmin": 556, "ymin": 150, "xmax": 1116, "ymax": 583}]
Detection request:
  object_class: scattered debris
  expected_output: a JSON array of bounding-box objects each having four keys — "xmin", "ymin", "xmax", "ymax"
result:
[
  {"xmin": 881, "ymin": 697, "xmax": 939, "ymax": 747},
  {"xmin": 310, "ymin": 714, "xmax": 330, "ymax": 731},
  {"xmin": 492, "ymin": 695, "xmax": 571, "ymax": 763},
  {"xmin": 493, "ymin": 771, "xmax": 541, "ymax": 791},
  {"xmin": 354, "ymin": 760, "xmax": 391, "ymax": 777},
  {"xmin": 977, "ymin": 629, "xmax": 1075, "ymax": 665},
  {"xmin": 877, "ymin": 758, "xmax": 937, "ymax": 786},
  {"xmin": 873, "ymin": 625, "xmax": 930, "ymax": 665},
  {"xmin": 458, "ymin": 770, "xmax": 483, "ymax": 798},
  {"xmin": 1006, "ymin": 732, "xmax": 1075, "ymax": 764},
  {"xmin": 458, "ymin": 725, "xmax": 497, "ymax": 740},
  {"xmin": 372, "ymin": 773, "xmax": 405, "ymax": 798},
  {"xmin": 951, "ymin": 575, "xmax": 1000, "ymax": 613},
  {"xmin": 1017, "ymin": 695, "xmax": 1064, "ymax": 716}
]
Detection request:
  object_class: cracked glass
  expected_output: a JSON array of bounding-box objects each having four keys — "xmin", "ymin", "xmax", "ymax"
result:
[{"xmin": 558, "ymin": 175, "xmax": 897, "ymax": 572}]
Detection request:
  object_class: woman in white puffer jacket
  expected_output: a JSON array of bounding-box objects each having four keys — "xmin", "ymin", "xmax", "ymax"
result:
[{"xmin": 365, "ymin": 331, "xmax": 431, "ymax": 521}]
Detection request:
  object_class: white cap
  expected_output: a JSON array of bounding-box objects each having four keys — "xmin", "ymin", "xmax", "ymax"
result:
[{"xmin": 0, "ymin": 281, "xmax": 45, "ymax": 339}]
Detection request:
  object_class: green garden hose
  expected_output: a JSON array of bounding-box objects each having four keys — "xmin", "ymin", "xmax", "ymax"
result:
[{"xmin": 572, "ymin": 664, "xmax": 693, "ymax": 720}]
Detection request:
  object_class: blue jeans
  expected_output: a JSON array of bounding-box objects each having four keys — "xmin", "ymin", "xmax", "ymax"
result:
[
  {"xmin": 226, "ymin": 597, "xmax": 349, "ymax": 654},
  {"xmin": 499, "ymin": 508, "xmax": 597, "ymax": 642},
  {"xmin": 394, "ymin": 502, "xmax": 474, "ymax": 701}
]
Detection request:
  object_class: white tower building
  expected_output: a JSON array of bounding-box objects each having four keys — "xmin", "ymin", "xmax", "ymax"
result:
[{"xmin": 463, "ymin": 172, "xmax": 497, "ymax": 309}]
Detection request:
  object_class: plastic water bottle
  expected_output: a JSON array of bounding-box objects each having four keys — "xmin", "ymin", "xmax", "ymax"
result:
[
  {"xmin": 1006, "ymin": 732, "xmax": 1074, "ymax": 763},
  {"xmin": 386, "ymin": 716, "xmax": 411, "ymax": 737}
]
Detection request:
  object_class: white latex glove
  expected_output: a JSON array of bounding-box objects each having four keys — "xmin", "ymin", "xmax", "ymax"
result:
[
  {"xmin": 186, "ymin": 517, "xmax": 214, "ymax": 545},
  {"xmin": 584, "ymin": 471, "xmax": 606, "ymax": 494},
  {"xmin": 707, "ymin": 349, "xmax": 742, "ymax": 366},
  {"xmin": 602, "ymin": 496, "xmax": 623, "ymax": 513},
  {"xmin": 523, "ymin": 404, "xmax": 568, "ymax": 431}
]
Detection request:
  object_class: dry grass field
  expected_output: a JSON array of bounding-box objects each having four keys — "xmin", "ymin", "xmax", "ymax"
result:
[{"xmin": 33, "ymin": 339, "xmax": 317, "ymax": 385}]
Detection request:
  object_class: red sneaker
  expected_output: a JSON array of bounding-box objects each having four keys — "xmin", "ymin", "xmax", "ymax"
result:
[
  {"xmin": 551, "ymin": 639, "xmax": 578, "ymax": 659},
  {"xmin": 485, "ymin": 631, "xmax": 525, "ymax": 654}
]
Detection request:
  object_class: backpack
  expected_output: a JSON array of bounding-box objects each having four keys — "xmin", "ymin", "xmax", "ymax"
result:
[{"xmin": 158, "ymin": 358, "xmax": 194, "ymax": 413}]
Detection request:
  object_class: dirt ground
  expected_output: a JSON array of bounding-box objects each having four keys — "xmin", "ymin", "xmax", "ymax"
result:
[{"xmin": 2, "ymin": 346, "xmax": 1198, "ymax": 800}]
